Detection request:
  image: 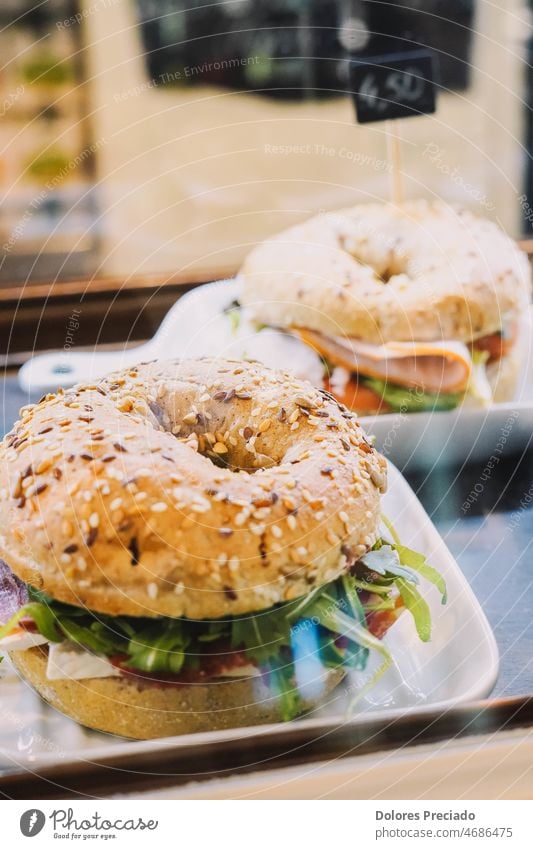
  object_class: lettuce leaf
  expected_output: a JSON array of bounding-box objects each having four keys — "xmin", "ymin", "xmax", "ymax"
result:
[{"xmin": 363, "ymin": 377, "xmax": 462, "ymax": 412}]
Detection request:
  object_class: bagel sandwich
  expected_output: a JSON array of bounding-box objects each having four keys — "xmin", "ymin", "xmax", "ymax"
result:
[
  {"xmin": 0, "ymin": 358, "xmax": 445, "ymax": 739},
  {"xmin": 241, "ymin": 200, "xmax": 531, "ymax": 414}
]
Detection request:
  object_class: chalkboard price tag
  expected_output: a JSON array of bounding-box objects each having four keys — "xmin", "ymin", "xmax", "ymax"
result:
[{"xmin": 350, "ymin": 48, "xmax": 437, "ymax": 124}]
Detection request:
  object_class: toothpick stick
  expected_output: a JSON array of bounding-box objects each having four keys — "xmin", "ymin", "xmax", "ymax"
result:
[{"xmin": 386, "ymin": 119, "xmax": 404, "ymax": 206}]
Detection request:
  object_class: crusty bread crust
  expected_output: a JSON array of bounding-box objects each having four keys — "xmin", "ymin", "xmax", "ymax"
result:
[
  {"xmin": 10, "ymin": 645, "xmax": 345, "ymax": 739},
  {"xmin": 241, "ymin": 200, "xmax": 531, "ymax": 344},
  {"xmin": 0, "ymin": 358, "xmax": 386, "ymax": 619}
]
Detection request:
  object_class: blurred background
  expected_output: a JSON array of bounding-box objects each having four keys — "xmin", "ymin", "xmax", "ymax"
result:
[{"xmin": 0, "ymin": 0, "xmax": 530, "ymax": 354}]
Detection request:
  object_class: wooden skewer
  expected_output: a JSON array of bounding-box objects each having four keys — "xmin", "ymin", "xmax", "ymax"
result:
[{"xmin": 386, "ymin": 119, "xmax": 404, "ymax": 206}]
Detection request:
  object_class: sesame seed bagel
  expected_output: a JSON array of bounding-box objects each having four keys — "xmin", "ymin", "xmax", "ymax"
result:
[
  {"xmin": 10, "ymin": 644, "xmax": 345, "ymax": 739},
  {"xmin": 241, "ymin": 200, "xmax": 531, "ymax": 344},
  {"xmin": 0, "ymin": 358, "xmax": 386, "ymax": 620}
]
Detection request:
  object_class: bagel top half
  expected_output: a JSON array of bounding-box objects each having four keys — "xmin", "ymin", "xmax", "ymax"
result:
[
  {"xmin": 241, "ymin": 200, "xmax": 531, "ymax": 344},
  {"xmin": 0, "ymin": 358, "xmax": 386, "ymax": 620}
]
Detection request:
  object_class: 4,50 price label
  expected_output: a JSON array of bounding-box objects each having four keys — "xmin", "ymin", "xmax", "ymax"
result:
[{"xmin": 350, "ymin": 48, "xmax": 437, "ymax": 124}]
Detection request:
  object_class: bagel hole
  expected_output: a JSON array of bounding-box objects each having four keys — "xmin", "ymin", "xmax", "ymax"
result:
[
  {"xmin": 181, "ymin": 428, "xmax": 277, "ymax": 475},
  {"xmin": 340, "ymin": 234, "xmax": 408, "ymax": 283},
  {"xmin": 150, "ymin": 402, "xmax": 278, "ymax": 474}
]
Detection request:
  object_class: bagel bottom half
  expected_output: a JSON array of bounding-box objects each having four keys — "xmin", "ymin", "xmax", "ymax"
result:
[{"xmin": 10, "ymin": 646, "xmax": 346, "ymax": 740}]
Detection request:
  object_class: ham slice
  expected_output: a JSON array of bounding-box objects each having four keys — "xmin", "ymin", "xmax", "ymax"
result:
[{"xmin": 294, "ymin": 329, "xmax": 472, "ymax": 394}]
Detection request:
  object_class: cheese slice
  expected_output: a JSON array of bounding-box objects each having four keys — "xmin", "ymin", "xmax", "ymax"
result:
[
  {"xmin": 294, "ymin": 328, "xmax": 473, "ymax": 394},
  {"xmin": 214, "ymin": 664, "xmax": 260, "ymax": 679},
  {"xmin": 0, "ymin": 628, "xmax": 49, "ymax": 652},
  {"xmin": 45, "ymin": 641, "xmax": 260, "ymax": 682},
  {"xmin": 47, "ymin": 641, "xmax": 118, "ymax": 680}
]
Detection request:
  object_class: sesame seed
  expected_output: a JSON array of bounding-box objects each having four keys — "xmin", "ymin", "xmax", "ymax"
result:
[
  {"xmin": 271, "ymin": 525, "xmax": 283, "ymax": 538},
  {"xmin": 228, "ymin": 555, "xmax": 240, "ymax": 572},
  {"xmin": 89, "ymin": 512, "xmax": 100, "ymax": 528},
  {"xmin": 147, "ymin": 582, "xmax": 158, "ymax": 599},
  {"xmin": 110, "ymin": 497, "xmax": 123, "ymax": 511},
  {"xmin": 287, "ymin": 515, "xmax": 297, "ymax": 531},
  {"xmin": 258, "ymin": 418, "xmax": 272, "ymax": 433},
  {"xmin": 191, "ymin": 500, "xmax": 210, "ymax": 513},
  {"xmin": 36, "ymin": 458, "xmax": 52, "ymax": 474},
  {"xmin": 151, "ymin": 501, "xmax": 168, "ymax": 512},
  {"xmin": 25, "ymin": 482, "xmax": 48, "ymax": 498}
]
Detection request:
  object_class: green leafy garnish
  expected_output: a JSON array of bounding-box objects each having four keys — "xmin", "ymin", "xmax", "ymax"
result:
[
  {"xmin": 395, "ymin": 579, "xmax": 432, "ymax": 642},
  {"xmin": 0, "ymin": 537, "xmax": 446, "ymax": 720},
  {"xmin": 363, "ymin": 376, "xmax": 462, "ymax": 412},
  {"xmin": 223, "ymin": 299, "xmax": 242, "ymax": 335},
  {"xmin": 393, "ymin": 544, "xmax": 447, "ymax": 604}
]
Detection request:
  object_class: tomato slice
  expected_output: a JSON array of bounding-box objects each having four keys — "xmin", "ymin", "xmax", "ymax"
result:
[
  {"xmin": 473, "ymin": 323, "xmax": 517, "ymax": 364},
  {"xmin": 326, "ymin": 376, "xmax": 390, "ymax": 415}
]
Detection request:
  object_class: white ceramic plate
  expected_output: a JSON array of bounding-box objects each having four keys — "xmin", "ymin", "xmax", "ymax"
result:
[{"xmin": 0, "ymin": 463, "xmax": 498, "ymax": 775}]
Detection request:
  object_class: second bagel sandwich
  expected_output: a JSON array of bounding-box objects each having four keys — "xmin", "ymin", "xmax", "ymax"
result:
[
  {"xmin": 0, "ymin": 358, "xmax": 445, "ymax": 739},
  {"xmin": 241, "ymin": 200, "xmax": 531, "ymax": 414}
]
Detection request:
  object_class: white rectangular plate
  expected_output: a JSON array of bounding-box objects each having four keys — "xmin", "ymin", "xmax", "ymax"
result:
[{"xmin": 0, "ymin": 463, "xmax": 498, "ymax": 775}]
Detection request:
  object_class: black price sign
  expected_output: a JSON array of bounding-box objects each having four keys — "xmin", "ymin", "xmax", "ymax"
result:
[{"xmin": 350, "ymin": 48, "xmax": 437, "ymax": 124}]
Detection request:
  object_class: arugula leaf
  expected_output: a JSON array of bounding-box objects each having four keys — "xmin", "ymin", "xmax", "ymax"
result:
[
  {"xmin": 308, "ymin": 596, "xmax": 393, "ymax": 707},
  {"xmin": 0, "ymin": 602, "xmax": 62, "ymax": 643},
  {"xmin": 393, "ymin": 544, "xmax": 447, "ymax": 604},
  {"xmin": 363, "ymin": 377, "xmax": 462, "ymax": 412},
  {"xmin": 231, "ymin": 606, "xmax": 292, "ymax": 665},
  {"xmin": 124, "ymin": 622, "xmax": 189, "ymax": 674},
  {"xmin": 360, "ymin": 546, "xmax": 420, "ymax": 584},
  {"xmin": 267, "ymin": 660, "xmax": 302, "ymax": 722},
  {"xmin": 395, "ymin": 578, "xmax": 432, "ymax": 642},
  {"xmin": 0, "ymin": 536, "xmax": 448, "ymax": 720}
]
